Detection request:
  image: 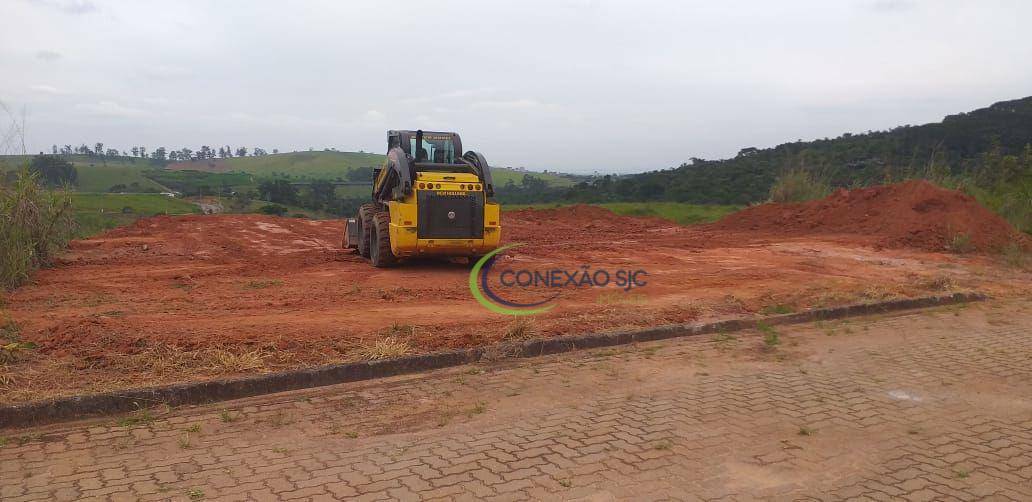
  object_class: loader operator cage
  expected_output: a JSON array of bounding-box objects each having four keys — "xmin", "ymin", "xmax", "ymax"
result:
[
  {"xmin": 390, "ymin": 130, "xmax": 475, "ymax": 174},
  {"xmin": 411, "ymin": 136, "xmax": 455, "ymax": 164}
]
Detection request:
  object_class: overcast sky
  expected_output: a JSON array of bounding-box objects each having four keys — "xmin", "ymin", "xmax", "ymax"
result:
[{"xmin": 2, "ymin": 0, "xmax": 1030, "ymax": 173}]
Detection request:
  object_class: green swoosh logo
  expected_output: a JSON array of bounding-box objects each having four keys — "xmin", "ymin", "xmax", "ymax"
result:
[{"xmin": 469, "ymin": 243, "xmax": 556, "ymax": 316}]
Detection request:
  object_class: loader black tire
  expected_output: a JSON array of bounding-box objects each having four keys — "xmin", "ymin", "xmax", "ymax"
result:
[
  {"xmin": 369, "ymin": 211, "xmax": 397, "ymax": 268},
  {"xmin": 357, "ymin": 203, "xmax": 377, "ymax": 258}
]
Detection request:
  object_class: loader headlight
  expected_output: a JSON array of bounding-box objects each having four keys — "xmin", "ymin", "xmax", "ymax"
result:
[{"xmin": 418, "ymin": 182, "xmax": 425, "ymax": 189}]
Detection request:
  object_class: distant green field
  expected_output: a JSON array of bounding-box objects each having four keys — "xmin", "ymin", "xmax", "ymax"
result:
[
  {"xmin": 503, "ymin": 201, "xmax": 741, "ymax": 226},
  {"xmin": 75, "ymin": 165, "xmax": 167, "ymax": 192},
  {"xmin": 219, "ymin": 151, "xmax": 383, "ymax": 179},
  {"xmin": 70, "ymin": 193, "xmax": 200, "ymax": 237},
  {"xmin": 179, "ymin": 151, "xmax": 574, "ymax": 186}
]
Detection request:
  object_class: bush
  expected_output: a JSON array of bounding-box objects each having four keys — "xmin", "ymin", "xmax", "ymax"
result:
[
  {"xmin": 258, "ymin": 204, "xmax": 288, "ymax": 216},
  {"xmin": 0, "ymin": 169, "xmax": 75, "ymax": 289},
  {"xmin": 768, "ymin": 168, "xmax": 832, "ymax": 203}
]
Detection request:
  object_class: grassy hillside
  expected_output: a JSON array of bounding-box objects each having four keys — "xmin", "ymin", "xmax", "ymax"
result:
[
  {"xmin": 504, "ymin": 202, "xmax": 740, "ymax": 226},
  {"xmin": 1, "ymin": 155, "xmax": 167, "ymax": 192},
  {"xmin": 167, "ymin": 151, "xmax": 574, "ymax": 186},
  {"xmin": 167, "ymin": 151, "xmax": 380, "ymax": 180}
]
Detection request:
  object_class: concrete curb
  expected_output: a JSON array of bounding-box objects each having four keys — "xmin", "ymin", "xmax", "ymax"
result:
[{"xmin": 0, "ymin": 291, "xmax": 986, "ymax": 429}]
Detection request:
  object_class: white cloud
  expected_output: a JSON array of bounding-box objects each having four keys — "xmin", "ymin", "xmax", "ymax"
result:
[
  {"xmin": 74, "ymin": 101, "xmax": 147, "ymax": 118},
  {"xmin": 29, "ymin": 84, "xmax": 65, "ymax": 95},
  {"xmin": 139, "ymin": 65, "xmax": 192, "ymax": 80},
  {"xmin": 363, "ymin": 110, "xmax": 385, "ymax": 122},
  {"xmin": 861, "ymin": 0, "xmax": 916, "ymax": 12},
  {"xmin": 35, "ymin": 50, "xmax": 62, "ymax": 62},
  {"xmin": 28, "ymin": 0, "xmax": 97, "ymax": 15},
  {"xmin": 471, "ymin": 99, "xmax": 552, "ymax": 110}
]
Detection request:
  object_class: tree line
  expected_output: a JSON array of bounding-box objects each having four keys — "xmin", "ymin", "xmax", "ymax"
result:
[{"xmin": 50, "ymin": 143, "xmax": 278, "ymax": 162}]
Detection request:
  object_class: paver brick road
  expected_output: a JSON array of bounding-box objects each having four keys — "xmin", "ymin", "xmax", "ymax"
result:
[{"xmin": 2, "ymin": 300, "xmax": 1031, "ymax": 501}]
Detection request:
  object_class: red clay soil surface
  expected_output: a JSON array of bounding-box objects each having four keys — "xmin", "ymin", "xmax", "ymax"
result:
[{"xmin": 2, "ymin": 182, "xmax": 1030, "ymax": 403}]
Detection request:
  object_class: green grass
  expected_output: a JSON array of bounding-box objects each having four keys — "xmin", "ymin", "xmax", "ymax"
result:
[
  {"xmin": 71, "ymin": 193, "xmax": 199, "ymax": 214},
  {"xmin": 70, "ymin": 193, "xmax": 200, "ymax": 238},
  {"xmin": 504, "ymin": 201, "xmax": 740, "ymax": 225}
]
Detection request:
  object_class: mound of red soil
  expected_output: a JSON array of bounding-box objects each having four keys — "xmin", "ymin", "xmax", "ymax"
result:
[{"xmin": 707, "ymin": 180, "xmax": 1025, "ymax": 252}]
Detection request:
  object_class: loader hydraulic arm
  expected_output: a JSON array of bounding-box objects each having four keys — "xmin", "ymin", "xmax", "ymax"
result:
[{"xmin": 373, "ymin": 146, "xmax": 414, "ymax": 201}]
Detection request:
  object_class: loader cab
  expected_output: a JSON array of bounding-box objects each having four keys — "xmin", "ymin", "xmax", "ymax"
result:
[{"xmin": 389, "ymin": 130, "xmax": 466, "ymax": 170}]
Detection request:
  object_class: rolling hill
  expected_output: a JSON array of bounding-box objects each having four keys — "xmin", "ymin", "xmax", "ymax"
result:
[
  {"xmin": 166, "ymin": 151, "xmax": 575, "ymax": 187},
  {"xmin": 557, "ymin": 96, "xmax": 1032, "ymax": 205}
]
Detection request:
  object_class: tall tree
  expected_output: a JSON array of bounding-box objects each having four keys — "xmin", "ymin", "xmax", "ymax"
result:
[
  {"xmin": 29, "ymin": 154, "xmax": 78, "ymax": 186},
  {"xmin": 257, "ymin": 179, "xmax": 298, "ymax": 205}
]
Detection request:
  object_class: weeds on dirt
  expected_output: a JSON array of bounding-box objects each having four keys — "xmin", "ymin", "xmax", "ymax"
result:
[
  {"xmin": 502, "ymin": 316, "xmax": 536, "ymax": 341},
  {"xmin": 0, "ymin": 340, "xmax": 34, "ymax": 365},
  {"xmin": 0, "ymin": 315, "xmax": 18, "ymax": 342},
  {"xmin": 760, "ymin": 304, "xmax": 794, "ymax": 315},
  {"xmin": 219, "ymin": 409, "xmax": 240, "ymax": 423},
  {"xmin": 377, "ymin": 286, "xmax": 411, "ymax": 300},
  {"xmin": 712, "ymin": 332, "xmax": 737, "ymax": 350},
  {"xmin": 186, "ymin": 488, "xmax": 204, "ymax": 500},
  {"xmin": 0, "ymin": 314, "xmax": 33, "ymax": 366},
  {"xmin": 383, "ymin": 322, "xmax": 416, "ymax": 338},
  {"xmin": 1000, "ymin": 241, "xmax": 1031, "ymax": 269},
  {"xmin": 798, "ymin": 426, "xmax": 816, "ymax": 436},
  {"xmin": 768, "ymin": 168, "xmax": 832, "ymax": 203},
  {"xmin": 242, "ymin": 279, "xmax": 282, "ymax": 289},
  {"xmin": 358, "ymin": 336, "xmax": 412, "ymax": 360},
  {"xmin": 757, "ymin": 322, "xmax": 781, "ymax": 348},
  {"xmin": 946, "ymin": 230, "xmax": 974, "ymax": 254},
  {"xmin": 116, "ymin": 407, "xmax": 156, "ymax": 428},
  {"xmin": 916, "ymin": 274, "xmax": 955, "ymax": 291},
  {"xmin": 653, "ymin": 440, "xmax": 673, "ymax": 450},
  {"xmin": 0, "ymin": 169, "xmax": 75, "ymax": 290},
  {"xmin": 466, "ymin": 401, "xmax": 487, "ymax": 417}
]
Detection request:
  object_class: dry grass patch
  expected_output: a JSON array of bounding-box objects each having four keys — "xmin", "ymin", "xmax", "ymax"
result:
[
  {"xmin": 502, "ymin": 317, "xmax": 536, "ymax": 342},
  {"xmin": 358, "ymin": 336, "xmax": 413, "ymax": 360},
  {"xmin": 208, "ymin": 348, "xmax": 266, "ymax": 372}
]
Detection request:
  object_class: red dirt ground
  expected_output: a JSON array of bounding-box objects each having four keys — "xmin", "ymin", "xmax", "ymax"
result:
[{"xmin": 2, "ymin": 182, "xmax": 1030, "ymax": 402}]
